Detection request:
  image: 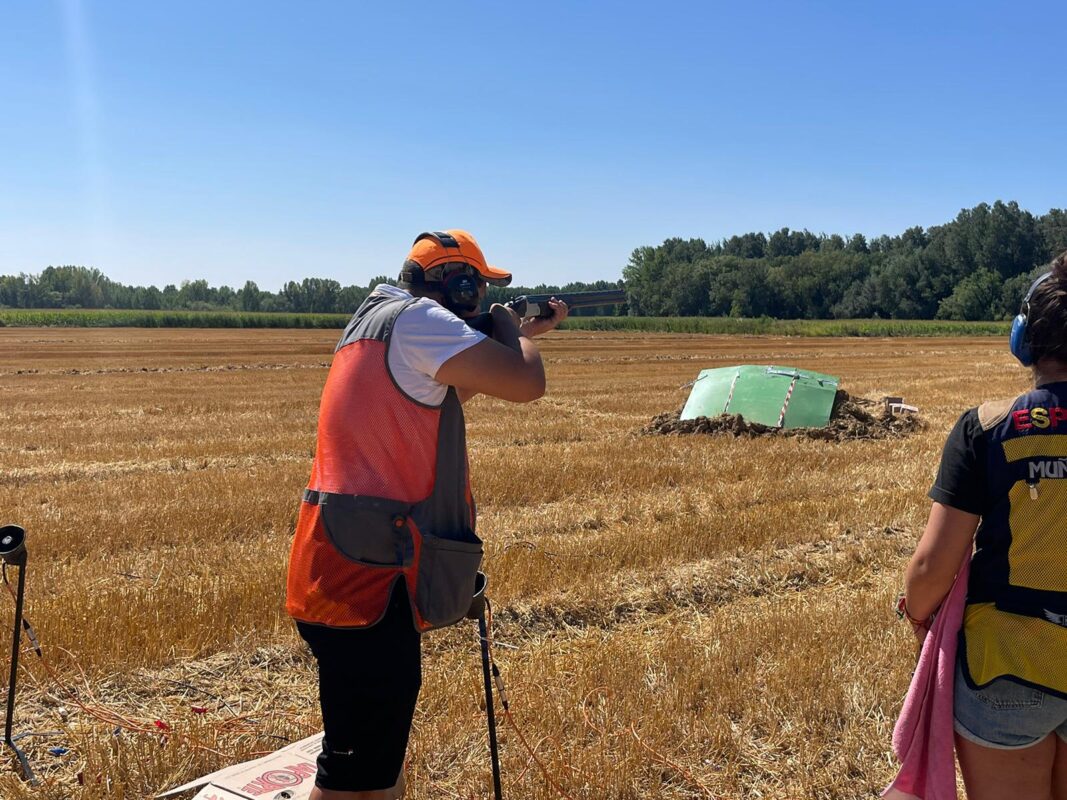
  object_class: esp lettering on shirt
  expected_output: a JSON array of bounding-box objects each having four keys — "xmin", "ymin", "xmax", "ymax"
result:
[{"xmin": 1012, "ymin": 406, "xmax": 1067, "ymax": 431}]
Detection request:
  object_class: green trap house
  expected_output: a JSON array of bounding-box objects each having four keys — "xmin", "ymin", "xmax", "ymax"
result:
[{"xmin": 681, "ymin": 366, "xmax": 840, "ymax": 429}]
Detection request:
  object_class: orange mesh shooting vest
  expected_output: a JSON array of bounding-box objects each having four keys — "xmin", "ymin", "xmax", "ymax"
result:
[{"xmin": 286, "ymin": 292, "xmax": 481, "ymax": 631}]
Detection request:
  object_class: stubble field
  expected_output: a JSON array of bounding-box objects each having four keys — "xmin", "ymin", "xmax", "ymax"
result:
[{"xmin": 0, "ymin": 327, "xmax": 1031, "ymax": 799}]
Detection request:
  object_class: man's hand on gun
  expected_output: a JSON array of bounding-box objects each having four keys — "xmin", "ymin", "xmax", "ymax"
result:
[
  {"xmin": 486, "ymin": 298, "xmax": 569, "ymax": 343},
  {"xmin": 468, "ymin": 289, "xmax": 622, "ymax": 337},
  {"xmin": 519, "ymin": 297, "xmax": 569, "ymax": 338}
]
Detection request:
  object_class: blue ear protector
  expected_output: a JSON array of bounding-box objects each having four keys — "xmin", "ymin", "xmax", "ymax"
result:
[
  {"xmin": 1010, "ymin": 271, "xmax": 1054, "ymax": 367},
  {"xmin": 410, "ymin": 231, "xmax": 482, "ymax": 314}
]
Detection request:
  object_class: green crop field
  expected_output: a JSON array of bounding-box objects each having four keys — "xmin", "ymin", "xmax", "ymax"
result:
[
  {"xmin": 560, "ymin": 316, "xmax": 1010, "ymax": 336},
  {"xmin": 0, "ymin": 308, "xmax": 1011, "ymax": 336},
  {"xmin": 0, "ymin": 308, "xmax": 348, "ymax": 328}
]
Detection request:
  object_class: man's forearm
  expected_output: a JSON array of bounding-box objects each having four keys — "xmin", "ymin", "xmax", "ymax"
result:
[
  {"xmin": 492, "ymin": 317, "xmax": 524, "ymax": 353},
  {"xmin": 493, "ymin": 317, "xmax": 545, "ymax": 395}
]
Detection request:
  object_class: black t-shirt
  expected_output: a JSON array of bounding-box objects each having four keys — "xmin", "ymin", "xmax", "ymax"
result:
[{"xmin": 928, "ymin": 408, "xmax": 988, "ymax": 516}]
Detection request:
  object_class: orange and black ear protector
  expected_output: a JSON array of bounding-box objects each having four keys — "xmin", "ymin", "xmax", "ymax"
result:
[
  {"xmin": 441, "ymin": 269, "xmax": 482, "ymax": 314},
  {"xmin": 404, "ymin": 231, "xmax": 484, "ymax": 314}
]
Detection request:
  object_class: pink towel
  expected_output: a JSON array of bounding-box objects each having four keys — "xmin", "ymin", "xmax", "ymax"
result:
[{"xmin": 883, "ymin": 554, "xmax": 971, "ymax": 800}]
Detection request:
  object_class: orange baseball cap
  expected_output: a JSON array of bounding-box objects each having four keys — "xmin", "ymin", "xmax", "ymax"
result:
[{"xmin": 405, "ymin": 230, "xmax": 512, "ymax": 287}]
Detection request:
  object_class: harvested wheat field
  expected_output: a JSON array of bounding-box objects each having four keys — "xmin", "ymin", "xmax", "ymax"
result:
[{"xmin": 0, "ymin": 327, "xmax": 1033, "ymax": 799}]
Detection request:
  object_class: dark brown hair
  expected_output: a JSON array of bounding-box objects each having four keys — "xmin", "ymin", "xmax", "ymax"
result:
[{"xmin": 1028, "ymin": 250, "xmax": 1067, "ymax": 365}]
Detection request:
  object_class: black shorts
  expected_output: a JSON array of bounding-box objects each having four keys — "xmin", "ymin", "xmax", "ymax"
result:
[{"xmin": 297, "ymin": 582, "xmax": 422, "ymax": 792}]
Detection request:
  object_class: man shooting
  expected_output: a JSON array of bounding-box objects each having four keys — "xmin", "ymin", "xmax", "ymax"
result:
[{"xmin": 285, "ymin": 229, "xmax": 568, "ymax": 799}]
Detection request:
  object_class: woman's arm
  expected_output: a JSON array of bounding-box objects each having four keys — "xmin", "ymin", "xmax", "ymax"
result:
[{"xmin": 904, "ymin": 502, "xmax": 980, "ymax": 623}]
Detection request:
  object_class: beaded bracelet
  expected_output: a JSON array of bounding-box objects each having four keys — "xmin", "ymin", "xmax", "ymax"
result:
[{"xmin": 896, "ymin": 594, "xmax": 933, "ymax": 628}]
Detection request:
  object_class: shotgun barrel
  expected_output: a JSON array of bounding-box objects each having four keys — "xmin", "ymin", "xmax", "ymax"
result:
[
  {"xmin": 467, "ymin": 289, "xmax": 626, "ymax": 335},
  {"xmin": 509, "ymin": 289, "xmax": 627, "ymax": 318}
]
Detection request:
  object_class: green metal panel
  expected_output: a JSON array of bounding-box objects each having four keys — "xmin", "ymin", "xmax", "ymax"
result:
[
  {"xmin": 680, "ymin": 365, "xmax": 840, "ymax": 428},
  {"xmin": 680, "ymin": 366, "xmax": 745, "ymax": 421}
]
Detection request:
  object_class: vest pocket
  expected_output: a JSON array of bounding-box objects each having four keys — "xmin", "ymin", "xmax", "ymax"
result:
[
  {"xmin": 317, "ymin": 494, "xmax": 415, "ymax": 568},
  {"xmin": 415, "ymin": 530, "xmax": 483, "ymax": 628}
]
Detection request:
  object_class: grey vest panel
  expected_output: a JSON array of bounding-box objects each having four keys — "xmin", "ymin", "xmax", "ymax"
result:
[
  {"xmin": 411, "ymin": 386, "xmax": 474, "ymax": 536},
  {"xmin": 336, "ymin": 292, "xmax": 416, "ymax": 352},
  {"xmin": 409, "ymin": 384, "xmax": 481, "ymax": 628}
]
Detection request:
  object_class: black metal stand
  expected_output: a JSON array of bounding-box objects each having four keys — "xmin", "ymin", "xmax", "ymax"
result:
[
  {"xmin": 2, "ymin": 524, "xmax": 36, "ymax": 784},
  {"xmin": 478, "ymin": 613, "xmax": 503, "ymax": 800}
]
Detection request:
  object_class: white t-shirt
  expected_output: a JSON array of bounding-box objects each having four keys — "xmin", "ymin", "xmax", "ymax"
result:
[{"xmin": 374, "ymin": 284, "xmax": 486, "ymax": 406}]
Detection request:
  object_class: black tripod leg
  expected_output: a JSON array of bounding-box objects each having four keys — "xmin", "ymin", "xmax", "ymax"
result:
[
  {"xmin": 478, "ymin": 614, "xmax": 503, "ymax": 800},
  {"xmin": 5, "ymin": 563, "xmax": 36, "ymax": 784}
]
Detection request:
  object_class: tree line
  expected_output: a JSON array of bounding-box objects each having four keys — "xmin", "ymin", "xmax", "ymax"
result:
[
  {"xmin": 2, "ymin": 201, "xmax": 1063, "ymax": 320},
  {"xmin": 624, "ymin": 201, "xmax": 1067, "ymax": 320},
  {"xmin": 0, "ymin": 268, "xmax": 623, "ymax": 317}
]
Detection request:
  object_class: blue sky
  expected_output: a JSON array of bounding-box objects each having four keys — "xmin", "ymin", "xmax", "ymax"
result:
[{"xmin": 1, "ymin": 1, "xmax": 1064, "ymax": 291}]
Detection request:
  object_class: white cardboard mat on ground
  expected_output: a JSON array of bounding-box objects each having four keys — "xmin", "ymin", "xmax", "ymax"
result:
[{"xmin": 158, "ymin": 733, "xmax": 323, "ymax": 800}]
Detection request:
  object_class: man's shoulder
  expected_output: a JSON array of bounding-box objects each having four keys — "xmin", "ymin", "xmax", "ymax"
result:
[
  {"xmin": 388, "ymin": 294, "xmax": 485, "ymax": 384},
  {"xmin": 392, "ymin": 298, "xmax": 486, "ymax": 354},
  {"xmin": 368, "ymin": 284, "xmax": 413, "ymax": 302},
  {"xmin": 395, "ymin": 295, "xmax": 468, "ymax": 329},
  {"xmin": 397, "ymin": 296, "xmax": 453, "ymax": 324}
]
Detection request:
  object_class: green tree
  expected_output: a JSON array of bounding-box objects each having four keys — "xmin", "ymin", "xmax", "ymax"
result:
[
  {"xmin": 142, "ymin": 286, "xmax": 163, "ymax": 310},
  {"xmin": 301, "ymin": 278, "xmax": 341, "ymax": 313},
  {"xmin": 722, "ymin": 232, "xmax": 766, "ymax": 258},
  {"xmin": 820, "ymin": 234, "xmax": 846, "ymax": 252},
  {"xmin": 622, "ymin": 238, "xmax": 711, "ymax": 315},
  {"xmin": 846, "ymin": 234, "xmax": 869, "ymax": 254},
  {"xmin": 281, "ymin": 281, "xmax": 307, "ymax": 312},
  {"xmin": 937, "ymin": 269, "xmax": 1003, "ymax": 320},
  {"xmin": 161, "ymin": 284, "xmax": 179, "ymax": 309},
  {"xmin": 1039, "ymin": 209, "xmax": 1067, "ymax": 258},
  {"xmin": 239, "ymin": 281, "xmax": 262, "ymax": 312},
  {"xmin": 338, "ymin": 285, "xmax": 370, "ymax": 312},
  {"xmin": 178, "ymin": 279, "xmax": 211, "ymax": 307}
]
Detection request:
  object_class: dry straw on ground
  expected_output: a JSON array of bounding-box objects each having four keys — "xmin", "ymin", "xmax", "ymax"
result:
[{"xmin": 0, "ymin": 328, "xmax": 1033, "ymax": 798}]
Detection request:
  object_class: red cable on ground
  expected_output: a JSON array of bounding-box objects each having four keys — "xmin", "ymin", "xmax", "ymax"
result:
[
  {"xmin": 628, "ymin": 723, "xmax": 717, "ymax": 799},
  {"xmin": 484, "ymin": 603, "xmax": 577, "ymax": 800},
  {"xmin": 4, "ymin": 565, "xmax": 717, "ymax": 798},
  {"xmin": 2, "ymin": 569, "xmax": 232, "ymax": 758},
  {"xmin": 581, "ymin": 685, "xmax": 718, "ymax": 798}
]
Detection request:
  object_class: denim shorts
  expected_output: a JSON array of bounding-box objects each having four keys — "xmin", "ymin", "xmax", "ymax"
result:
[{"xmin": 954, "ymin": 658, "xmax": 1067, "ymax": 749}]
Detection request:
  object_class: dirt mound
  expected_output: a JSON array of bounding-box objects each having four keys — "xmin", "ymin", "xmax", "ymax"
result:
[{"xmin": 641, "ymin": 390, "xmax": 925, "ymax": 441}]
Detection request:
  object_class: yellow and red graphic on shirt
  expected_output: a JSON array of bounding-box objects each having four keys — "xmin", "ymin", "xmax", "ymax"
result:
[{"xmin": 1012, "ymin": 406, "xmax": 1067, "ymax": 431}]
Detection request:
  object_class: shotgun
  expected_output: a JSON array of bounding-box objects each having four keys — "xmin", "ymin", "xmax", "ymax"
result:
[{"xmin": 467, "ymin": 289, "xmax": 627, "ymax": 336}]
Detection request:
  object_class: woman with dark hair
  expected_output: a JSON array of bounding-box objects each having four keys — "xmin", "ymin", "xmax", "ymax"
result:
[{"xmin": 902, "ymin": 252, "xmax": 1067, "ymax": 798}]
